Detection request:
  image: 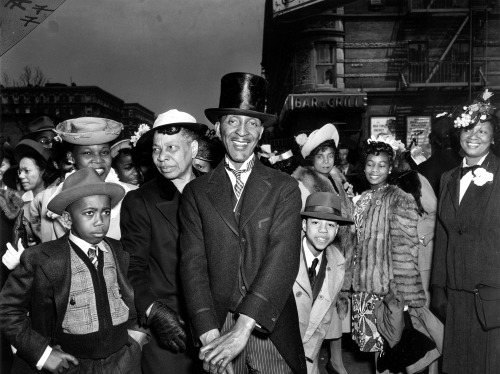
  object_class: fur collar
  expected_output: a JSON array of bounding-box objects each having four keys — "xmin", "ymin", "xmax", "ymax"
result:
[{"xmin": 0, "ymin": 188, "xmax": 24, "ymax": 220}]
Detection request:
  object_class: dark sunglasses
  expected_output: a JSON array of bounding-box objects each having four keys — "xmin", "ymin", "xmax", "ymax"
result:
[{"xmin": 157, "ymin": 125, "xmax": 182, "ymax": 135}]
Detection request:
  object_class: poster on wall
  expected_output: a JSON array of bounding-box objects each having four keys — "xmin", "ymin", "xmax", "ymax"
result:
[
  {"xmin": 370, "ymin": 116, "xmax": 396, "ymax": 138},
  {"xmin": 406, "ymin": 116, "xmax": 432, "ymax": 160}
]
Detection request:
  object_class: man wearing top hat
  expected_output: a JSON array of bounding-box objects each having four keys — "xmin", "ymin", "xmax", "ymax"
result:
[
  {"xmin": 180, "ymin": 72, "xmax": 306, "ymax": 374},
  {"xmin": 120, "ymin": 109, "xmax": 207, "ymax": 374},
  {"xmin": 293, "ymin": 192, "xmax": 353, "ymax": 374}
]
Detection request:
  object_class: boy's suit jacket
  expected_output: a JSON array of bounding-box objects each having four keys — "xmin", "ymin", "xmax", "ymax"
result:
[
  {"xmin": 293, "ymin": 242, "xmax": 345, "ymax": 374},
  {"xmin": 180, "ymin": 158, "xmax": 306, "ymax": 374},
  {"xmin": 0, "ymin": 233, "xmax": 136, "ymax": 372}
]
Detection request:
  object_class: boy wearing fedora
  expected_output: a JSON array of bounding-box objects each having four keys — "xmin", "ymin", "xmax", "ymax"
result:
[
  {"xmin": 294, "ymin": 192, "xmax": 353, "ymax": 374},
  {"xmin": 0, "ymin": 168, "xmax": 144, "ymax": 373},
  {"xmin": 180, "ymin": 72, "xmax": 306, "ymax": 374}
]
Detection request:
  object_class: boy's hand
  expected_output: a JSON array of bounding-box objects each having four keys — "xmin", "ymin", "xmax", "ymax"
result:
[
  {"xmin": 2, "ymin": 239, "xmax": 26, "ymax": 270},
  {"xmin": 43, "ymin": 346, "xmax": 79, "ymax": 373}
]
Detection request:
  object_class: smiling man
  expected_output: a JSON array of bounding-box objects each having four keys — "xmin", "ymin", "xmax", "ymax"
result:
[
  {"xmin": 180, "ymin": 73, "xmax": 306, "ymax": 374},
  {"xmin": 120, "ymin": 109, "xmax": 207, "ymax": 374}
]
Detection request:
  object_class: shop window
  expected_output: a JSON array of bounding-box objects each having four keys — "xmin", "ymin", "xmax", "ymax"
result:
[{"xmin": 315, "ymin": 43, "xmax": 336, "ymax": 87}]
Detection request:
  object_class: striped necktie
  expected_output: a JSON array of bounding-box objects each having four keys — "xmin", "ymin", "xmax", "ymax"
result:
[
  {"xmin": 88, "ymin": 246, "xmax": 98, "ymax": 269},
  {"xmin": 224, "ymin": 157, "xmax": 255, "ymax": 199}
]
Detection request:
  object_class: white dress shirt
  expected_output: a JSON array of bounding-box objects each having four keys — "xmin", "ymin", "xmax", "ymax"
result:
[{"xmin": 459, "ymin": 154, "xmax": 488, "ymax": 204}]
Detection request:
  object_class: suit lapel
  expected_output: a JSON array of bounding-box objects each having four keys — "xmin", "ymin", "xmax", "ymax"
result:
[
  {"xmin": 239, "ymin": 160, "xmax": 271, "ymax": 229},
  {"xmin": 446, "ymin": 167, "xmax": 460, "ymax": 214},
  {"xmin": 207, "ymin": 164, "xmax": 239, "ymax": 236},
  {"xmin": 296, "ymin": 245, "xmax": 313, "ymax": 299},
  {"xmin": 154, "ymin": 176, "xmax": 180, "ymax": 230},
  {"xmin": 41, "ymin": 235, "xmax": 71, "ymax": 320},
  {"xmin": 459, "ymin": 153, "xmax": 498, "ymax": 220}
]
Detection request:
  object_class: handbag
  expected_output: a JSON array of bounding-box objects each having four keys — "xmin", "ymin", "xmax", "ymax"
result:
[{"xmin": 474, "ymin": 282, "xmax": 500, "ymax": 331}]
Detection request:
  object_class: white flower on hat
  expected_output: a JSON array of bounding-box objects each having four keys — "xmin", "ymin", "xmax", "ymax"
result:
[
  {"xmin": 295, "ymin": 133, "xmax": 308, "ymax": 148},
  {"xmin": 368, "ymin": 134, "xmax": 406, "ymax": 152},
  {"xmin": 131, "ymin": 124, "xmax": 151, "ymax": 147},
  {"xmin": 482, "ymin": 89, "xmax": 494, "ymax": 101},
  {"xmin": 472, "ymin": 167, "xmax": 494, "ymax": 186}
]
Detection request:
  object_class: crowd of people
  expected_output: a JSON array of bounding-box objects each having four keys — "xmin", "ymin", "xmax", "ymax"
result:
[{"xmin": 0, "ymin": 72, "xmax": 499, "ymax": 374}]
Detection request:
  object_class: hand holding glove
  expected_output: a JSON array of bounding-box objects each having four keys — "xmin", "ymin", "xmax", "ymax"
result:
[{"xmin": 148, "ymin": 301, "xmax": 187, "ymax": 353}]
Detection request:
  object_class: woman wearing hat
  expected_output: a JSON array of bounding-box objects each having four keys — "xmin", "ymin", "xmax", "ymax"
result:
[
  {"xmin": 292, "ymin": 123, "xmax": 356, "ymax": 374},
  {"xmin": 13, "ymin": 139, "xmax": 58, "ymax": 244},
  {"xmin": 431, "ymin": 91, "xmax": 500, "ymax": 374},
  {"xmin": 351, "ymin": 139, "xmax": 427, "ymax": 371}
]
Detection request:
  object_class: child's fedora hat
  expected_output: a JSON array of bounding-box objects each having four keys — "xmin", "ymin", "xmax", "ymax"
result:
[
  {"xmin": 301, "ymin": 192, "xmax": 353, "ymax": 224},
  {"xmin": 48, "ymin": 168, "xmax": 125, "ymax": 215},
  {"xmin": 55, "ymin": 117, "xmax": 123, "ymax": 145},
  {"xmin": 205, "ymin": 72, "xmax": 277, "ymax": 127}
]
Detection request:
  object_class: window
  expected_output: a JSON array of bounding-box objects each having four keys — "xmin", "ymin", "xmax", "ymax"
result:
[{"xmin": 315, "ymin": 43, "xmax": 336, "ymax": 86}]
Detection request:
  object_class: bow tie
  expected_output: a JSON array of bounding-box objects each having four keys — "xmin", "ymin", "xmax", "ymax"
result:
[{"xmin": 460, "ymin": 165, "xmax": 480, "ymax": 179}]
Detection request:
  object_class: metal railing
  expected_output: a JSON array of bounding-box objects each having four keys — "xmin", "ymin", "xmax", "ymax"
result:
[
  {"xmin": 407, "ymin": 60, "xmax": 485, "ymax": 84},
  {"xmin": 408, "ymin": 0, "xmax": 491, "ymax": 10}
]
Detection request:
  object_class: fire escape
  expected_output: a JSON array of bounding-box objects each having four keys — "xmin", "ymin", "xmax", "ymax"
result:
[{"xmin": 402, "ymin": 0, "xmax": 493, "ymax": 90}]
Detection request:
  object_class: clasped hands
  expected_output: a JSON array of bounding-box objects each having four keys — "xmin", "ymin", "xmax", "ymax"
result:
[{"xmin": 199, "ymin": 314, "xmax": 256, "ymax": 374}]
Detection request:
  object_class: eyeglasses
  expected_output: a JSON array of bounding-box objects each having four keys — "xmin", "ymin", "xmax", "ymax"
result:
[{"xmin": 157, "ymin": 125, "xmax": 181, "ymax": 135}]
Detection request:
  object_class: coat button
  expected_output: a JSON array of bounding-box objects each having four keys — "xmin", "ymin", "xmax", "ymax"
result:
[
  {"xmin": 241, "ymin": 286, "xmax": 246, "ymax": 291},
  {"xmin": 458, "ymin": 229, "xmax": 462, "ymax": 235},
  {"xmin": 271, "ymin": 317, "xmax": 276, "ymax": 322},
  {"xmin": 318, "ymin": 295, "xmax": 324, "ymax": 300},
  {"xmin": 296, "ymin": 291, "xmax": 302, "ymax": 297},
  {"xmin": 327, "ymin": 267, "xmax": 331, "ymax": 271}
]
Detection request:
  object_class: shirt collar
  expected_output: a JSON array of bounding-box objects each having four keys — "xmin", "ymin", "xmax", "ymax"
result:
[
  {"xmin": 302, "ymin": 237, "xmax": 323, "ymax": 268},
  {"xmin": 69, "ymin": 231, "xmax": 107, "ymax": 254},
  {"xmin": 462, "ymin": 153, "xmax": 488, "ymax": 167},
  {"xmin": 225, "ymin": 154, "xmax": 255, "ymax": 172}
]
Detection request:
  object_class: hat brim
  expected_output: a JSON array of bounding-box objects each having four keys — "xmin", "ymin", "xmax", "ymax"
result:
[
  {"xmin": 57, "ymin": 132, "xmax": 120, "ymax": 146},
  {"xmin": 301, "ymin": 211, "xmax": 353, "ymax": 225},
  {"xmin": 47, "ymin": 183, "xmax": 125, "ymax": 215},
  {"xmin": 301, "ymin": 124, "xmax": 340, "ymax": 158},
  {"xmin": 205, "ymin": 108, "xmax": 277, "ymax": 127},
  {"xmin": 14, "ymin": 139, "xmax": 51, "ymax": 163},
  {"xmin": 22, "ymin": 128, "xmax": 55, "ymax": 140},
  {"xmin": 136, "ymin": 122, "xmax": 208, "ymax": 149}
]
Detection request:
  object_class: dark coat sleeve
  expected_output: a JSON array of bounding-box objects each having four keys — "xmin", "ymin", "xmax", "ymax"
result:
[
  {"xmin": 235, "ymin": 180, "xmax": 302, "ymax": 332},
  {"xmin": 120, "ymin": 190, "xmax": 156, "ymax": 323},
  {"xmin": 431, "ymin": 172, "xmax": 451, "ymax": 289},
  {"xmin": 179, "ymin": 183, "xmax": 219, "ymax": 337},
  {"xmin": 0, "ymin": 248, "xmax": 51, "ymax": 368}
]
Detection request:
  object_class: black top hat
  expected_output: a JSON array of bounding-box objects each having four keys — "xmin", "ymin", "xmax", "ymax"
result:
[{"xmin": 205, "ymin": 72, "xmax": 277, "ymax": 127}]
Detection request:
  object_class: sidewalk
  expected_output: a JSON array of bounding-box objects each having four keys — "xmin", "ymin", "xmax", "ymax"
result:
[{"xmin": 318, "ymin": 334, "xmax": 374, "ymax": 374}]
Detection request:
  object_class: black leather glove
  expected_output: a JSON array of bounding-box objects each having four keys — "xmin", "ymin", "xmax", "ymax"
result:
[
  {"xmin": 431, "ymin": 286, "xmax": 448, "ymax": 322},
  {"xmin": 148, "ymin": 301, "xmax": 187, "ymax": 353}
]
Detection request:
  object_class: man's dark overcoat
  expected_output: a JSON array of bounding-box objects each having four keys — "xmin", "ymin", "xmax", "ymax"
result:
[
  {"xmin": 179, "ymin": 159, "xmax": 307, "ymax": 374},
  {"xmin": 120, "ymin": 175, "xmax": 199, "ymax": 373},
  {"xmin": 431, "ymin": 152, "xmax": 500, "ymax": 374},
  {"xmin": 0, "ymin": 234, "xmax": 136, "ymax": 373}
]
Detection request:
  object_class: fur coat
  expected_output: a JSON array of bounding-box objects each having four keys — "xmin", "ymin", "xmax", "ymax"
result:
[
  {"xmin": 352, "ymin": 185, "xmax": 426, "ymax": 308},
  {"xmin": 292, "ymin": 166, "xmax": 356, "ymax": 319}
]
